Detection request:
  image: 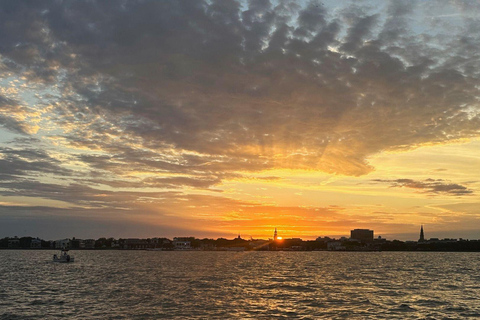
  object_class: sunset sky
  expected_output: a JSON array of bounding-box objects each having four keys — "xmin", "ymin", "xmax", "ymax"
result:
[{"xmin": 1, "ymin": 0, "xmax": 480, "ymax": 240}]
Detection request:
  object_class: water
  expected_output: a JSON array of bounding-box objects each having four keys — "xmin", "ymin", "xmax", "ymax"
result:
[{"xmin": 1, "ymin": 251, "xmax": 480, "ymax": 319}]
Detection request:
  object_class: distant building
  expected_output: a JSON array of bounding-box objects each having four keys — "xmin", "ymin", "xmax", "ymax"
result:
[
  {"xmin": 350, "ymin": 229, "xmax": 374, "ymax": 242},
  {"xmin": 55, "ymin": 239, "xmax": 71, "ymax": 249},
  {"xmin": 173, "ymin": 237, "xmax": 192, "ymax": 250},
  {"xmin": 83, "ymin": 239, "xmax": 96, "ymax": 249},
  {"xmin": 327, "ymin": 241, "xmax": 346, "ymax": 251},
  {"xmin": 289, "ymin": 238, "xmax": 302, "ymax": 241},
  {"xmin": 30, "ymin": 238, "xmax": 42, "ymax": 248},
  {"xmin": 8, "ymin": 238, "xmax": 20, "ymax": 248},
  {"xmin": 419, "ymin": 225, "xmax": 425, "ymax": 242},
  {"xmin": 124, "ymin": 238, "xmax": 150, "ymax": 249},
  {"xmin": 374, "ymin": 236, "xmax": 386, "ymax": 244},
  {"xmin": 111, "ymin": 240, "xmax": 121, "ymax": 248},
  {"xmin": 70, "ymin": 238, "xmax": 81, "ymax": 249},
  {"xmin": 273, "ymin": 228, "xmax": 278, "ymax": 241}
]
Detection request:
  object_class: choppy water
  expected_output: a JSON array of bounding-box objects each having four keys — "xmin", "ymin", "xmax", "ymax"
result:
[{"xmin": 1, "ymin": 251, "xmax": 480, "ymax": 319}]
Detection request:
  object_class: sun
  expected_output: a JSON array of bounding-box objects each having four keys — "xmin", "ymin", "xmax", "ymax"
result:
[{"xmin": 277, "ymin": 236, "xmax": 283, "ymax": 240}]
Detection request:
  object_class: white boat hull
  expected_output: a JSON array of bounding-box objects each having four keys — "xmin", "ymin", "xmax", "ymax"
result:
[
  {"xmin": 53, "ymin": 252, "xmax": 74, "ymax": 263},
  {"xmin": 53, "ymin": 257, "xmax": 75, "ymax": 263}
]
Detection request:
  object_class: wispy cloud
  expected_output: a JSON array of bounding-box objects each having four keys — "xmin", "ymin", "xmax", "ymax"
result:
[{"xmin": 373, "ymin": 178, "xmax": 473, "ymax": 196}]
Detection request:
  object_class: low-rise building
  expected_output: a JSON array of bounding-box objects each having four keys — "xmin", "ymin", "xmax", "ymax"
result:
[
  {"xmin": 30, "ymin": 238, "xmax": 42, "ymax": 248},
  {"xmin": 124, "ymin": 238, "xmax": 150, "ymax": 249},
  {"xmin": 83, "ymin": 239, "xmax": 96, "ymax": 249},
  {"xmin": 173, "ymin": 237, "xmax": 192, "ymax": 250},
  {"xmin": 8, "ymin": 238, "xmax": 20, "ymax": 248},
  {"xmin": 327, "ymin": 241, "xmax": 346, "ymax": 251},
  {"xmin": 111, "ymin": 240, "xmax": 121, "ymax": 248},
  {"xmin": 55, "ymin": 239, "xmax": 71, "ymax": 249}
]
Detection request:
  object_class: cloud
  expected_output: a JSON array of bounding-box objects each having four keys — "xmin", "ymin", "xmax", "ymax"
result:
[
  {"xmin": 0, "ymin": 96, "xmax": 33, "ymax": 135},
  {"xmin": 0, "ymin": 0, "xmax": 479, "ymax": 179},
  {"xmin": 0, "ymin": 146, "xmax": 72, "ymax": 178},
  {"xmin": 373, "ymin": 178, "xmax": 473, "ymax": 196}
]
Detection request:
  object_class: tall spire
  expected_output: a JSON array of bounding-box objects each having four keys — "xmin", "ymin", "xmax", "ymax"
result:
[
  {"xmin": 419, "ymin": 225, "xmax": 425, "ymax": 242},
  {"xmin": 274, "ymin": 228, "xmax": 278, "ymax": 241}
]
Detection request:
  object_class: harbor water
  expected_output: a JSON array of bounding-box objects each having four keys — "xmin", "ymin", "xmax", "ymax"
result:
[{"xmin": 1, "ymin": 250, "xmax": 480, "ymax": 319}]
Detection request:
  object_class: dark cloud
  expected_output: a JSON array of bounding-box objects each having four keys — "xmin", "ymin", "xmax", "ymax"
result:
[
  {"xmin": 0, "ymin": 2, "xmax": 470, "ymax": 177},
  {"xmin": 373, "ymin": 178, "xmax": 473, "ymax": 196},
  {"xmin": 0, "ymin": 147, "xmax": 72, "ymax": 178},
  {"xmin": 340, "ymin": 13, "xmax": 378, "ymax": 53},
  {"xmin": 0, "ymin": 0, "xmax": 479, "ymax": 207},
  {"xmin": 91, "ymin": 176, "xmax": 224, "ymax": 190},
  {"xmin": 0, "ymin": 96, "xmax": 31, "ymax": 134},
  {"xmin": 0, "ymin": 176, "xmax": 187, "ymax": 209}
]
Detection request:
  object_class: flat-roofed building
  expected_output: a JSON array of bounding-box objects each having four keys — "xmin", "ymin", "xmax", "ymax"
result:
[
  {"xmin": 350, "ymin": 229, "xmax": 374, "ymax": 243},
  {"xmin": 173, "ymin": 237, "xmax": 192, "ymax": 250}
]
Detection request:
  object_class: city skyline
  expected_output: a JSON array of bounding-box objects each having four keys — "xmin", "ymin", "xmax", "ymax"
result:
[
  {"xmin": 1, "ymin": 1, "xmax": 480, "ymax": 241},
  {"xmin": 3, "ymin": 225, "xmax": 475, "ymax": 243},
  {"xmin": 5, "ymin": 226, "xmax": 480, "ymax": 253}
]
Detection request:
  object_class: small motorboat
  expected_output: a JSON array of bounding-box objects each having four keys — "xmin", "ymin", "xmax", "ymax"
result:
[{"xmin": 53, "ymin": 249, "xmax": 75, "ymax": 263}]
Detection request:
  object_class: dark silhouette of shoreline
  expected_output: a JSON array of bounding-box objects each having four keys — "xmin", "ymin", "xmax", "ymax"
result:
[{"xmin": 2, "ymin": 235, "xmax": 480, "ymax": 252}]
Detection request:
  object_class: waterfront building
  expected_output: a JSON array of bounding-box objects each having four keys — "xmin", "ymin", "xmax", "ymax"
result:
[
  {"xmin": 124, "ymin": 238, "xmax": 150, "ymax": 249},
  {"xmin": 327, "ymin": 241, "xmax": 346, "ymax": 251},
  {"xmin": 83, "ymin": 239, "xmax": 96, "ymax": 249},
  {"xmin": 350, "ymin": 229, "xmax": 374, "ymax": 242},
  {"xmin": 55, "ymin": 238, "xmax": 71, "ymax": 249},
  {"xmin": 111, "ymin": 240, "xmax": 121, "ymax": 248},
  {"xmin": 8, "ymin": 238, "xmax": 20, "ymax": 248},
  {"xmin": 173, "ymin": 237, "xmax": 192, "ymax": 250},
  {"xmin": 30, "ymin": 238, "xmax": 42, "ymax": 248},
  {"xmin": 273, "ymin": 228, "xmax": 278, "ymax": 241}
]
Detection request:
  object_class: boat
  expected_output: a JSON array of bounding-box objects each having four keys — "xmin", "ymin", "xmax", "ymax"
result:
[{"xmin": 53, "ymin": 249, "xmax": 75, "ymax": 263}]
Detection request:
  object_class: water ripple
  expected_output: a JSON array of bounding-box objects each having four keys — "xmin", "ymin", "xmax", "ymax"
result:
[{"xmin": 1, "ymin": 251, "xmax": 480, "ymax": 319}]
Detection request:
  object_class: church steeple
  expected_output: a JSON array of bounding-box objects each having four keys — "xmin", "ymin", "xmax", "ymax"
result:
[
  {"xmin": 274, "ymin": 228, "xmax": 278, "ymax": 241},
  {"xmin": 419, "ymin": 225, "xmax": 425, "ymax": 242}
]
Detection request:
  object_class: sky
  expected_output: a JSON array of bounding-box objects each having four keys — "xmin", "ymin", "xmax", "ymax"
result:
[{"xmin": 1, "ymin": 0, "xmax": 480, "ymax": 241}]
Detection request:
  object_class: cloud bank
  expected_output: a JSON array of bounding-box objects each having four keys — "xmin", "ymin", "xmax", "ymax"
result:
[{"xmin": 1, "ymin": 1, "xmax": 480, "ymax": 176}]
